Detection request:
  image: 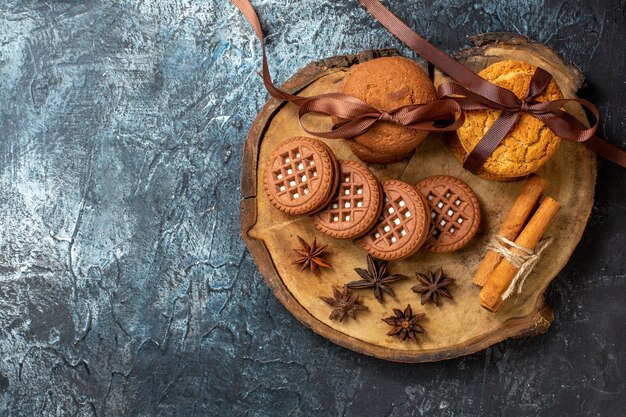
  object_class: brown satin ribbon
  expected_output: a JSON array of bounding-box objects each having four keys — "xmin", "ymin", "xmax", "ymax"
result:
[
  {"xmin": 230, "ymin": 0, "xmax": 463, "ymax": 140},
  {"xmin": 231, "ymin": 0, "xmax": 626, "ymax": 170},
  {"xmin": 357, "ymin": 0, "xmax": 626, "ymax": 170}
]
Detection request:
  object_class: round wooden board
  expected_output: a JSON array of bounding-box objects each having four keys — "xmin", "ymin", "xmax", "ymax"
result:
[{"xmin": 240, "ymin": 38, "xmax": 596, "ymax": 363}]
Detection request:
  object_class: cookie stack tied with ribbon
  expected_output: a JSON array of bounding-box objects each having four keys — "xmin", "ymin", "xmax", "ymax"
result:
[
  {"xmin": 232, "ymin": 0, "xmax": 626, "ymax": 177},
  {"xmin": 335, "ymin": 56, "xmax": 437, "ymax": 164},
  {"xmin": 449, "ymin": 60, "xmax": 564, "ymax": 181}
]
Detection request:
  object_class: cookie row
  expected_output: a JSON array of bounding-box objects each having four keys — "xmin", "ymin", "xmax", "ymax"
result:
[{"xmin": 263, "ymin": 136, "xmax": 481, "ymax": 260}]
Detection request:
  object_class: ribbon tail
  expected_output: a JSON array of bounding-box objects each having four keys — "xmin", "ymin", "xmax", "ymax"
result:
[
  {"xmin": 232, "ymin": 0, "xmax": 305, "ymax": 104},
  {"xmin": 584, "ymin": 136, "xmax": 626, "ymax": 167},
  {"xmin": 534, "ymin": 104, "xmax": 626, "ymax": 165}
]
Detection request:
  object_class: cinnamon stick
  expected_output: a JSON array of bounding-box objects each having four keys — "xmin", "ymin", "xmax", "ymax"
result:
[
  {"xmin": 473, "ymin": 175, "xmax": 547, "ymax": 286},
  {"xmin": 479, "ymin": 197, "xmax": 561, "ymax": 312}
]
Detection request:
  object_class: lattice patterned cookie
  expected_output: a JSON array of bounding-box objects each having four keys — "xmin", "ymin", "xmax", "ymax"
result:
[
  {"xmin": 415, "ymin": 175, "xmax": 481, "ymax": 253},
  {"xmin": 358, "ymin": 180, "xmax": 430, "ymax": 261},
  {"xmin": 264, "ymin": 137, "xmax": 339, "ymax": 215},
  {"xmin": 312, "ymin": 160, "xmax": 383, "ymax": 239}
]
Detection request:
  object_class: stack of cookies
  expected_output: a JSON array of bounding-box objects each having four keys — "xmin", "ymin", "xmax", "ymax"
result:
[
  {"xmin": 263, "ymin": 137, "xmax": 339, "ymax": 215},
  {"xmin": 264, "ymin": 136, "xmax": 482, "ymax": 260},
  {"xmin": 450, "ymin": 60, "xmax": 563, "ymax": 181},
  {"xmin": 334, "ymin": 56, "xmax": 437, "ymax": 164}
]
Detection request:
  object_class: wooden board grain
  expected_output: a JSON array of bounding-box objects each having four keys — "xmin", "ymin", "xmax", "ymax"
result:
[{"xmin": 240, "ymin": 37, "xmax": 596, "ymax": 362}]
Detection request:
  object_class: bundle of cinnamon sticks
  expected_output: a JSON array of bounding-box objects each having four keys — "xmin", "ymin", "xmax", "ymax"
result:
[{"xmin": 474, "ymin": 175, "xmax": 560, "ymax": 312}]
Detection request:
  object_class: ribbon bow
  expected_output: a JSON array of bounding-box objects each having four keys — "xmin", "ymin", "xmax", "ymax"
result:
[
  {"xmin": 296, "ymin": 93, "xmax": 463, "ymax": 139},
  {"xmin": 437, "ymin": 68, "xmax": 600, "ymax": 171}
]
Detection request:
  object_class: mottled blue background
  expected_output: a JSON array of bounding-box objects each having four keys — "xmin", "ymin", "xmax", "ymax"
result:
[{"xmin": 0, "ymin": 1, "xmax": 624, "ymax": 416}]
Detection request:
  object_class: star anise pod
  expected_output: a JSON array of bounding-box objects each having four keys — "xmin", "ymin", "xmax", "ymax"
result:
[
  {"xmin": 291, "ymin": 236, "xmax": 332, "ymax": 273},
  {"xmin": 382, "ymin": 304, "xmax": 425, "ymax": 342},
  {"xmin": 319, "ymin": 285, "xmax": 368, "ymax": 322},
  {"xmin": 411, "ymin": 268, "xmax": 454, "ymax": 306},
  {"xmin": 347, "ymin": 254, "xmax": 406, "ymax": 304}
]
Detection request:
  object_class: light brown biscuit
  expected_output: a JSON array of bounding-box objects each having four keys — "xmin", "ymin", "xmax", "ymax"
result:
[
  {"xmin": 455, "ymin": 60, "xmax": 563, "ymax": 179},
  {"xmin": 415, "ymin": 175, "xmax": 481, "ymax": 253},
  {"xmin": 338, "ymin": 56, "xmax": 437, "ymax": 163},
  {"xmin": 312, "ymin": 160, "xmax": 383, "ymax": 239},
  {"xmin": 264, "ymin": 137, "xmax": 339, "ymax": 215},
  {"xmin": 358, "ymin": 180, "xmax": 430, "ymax": 261}
]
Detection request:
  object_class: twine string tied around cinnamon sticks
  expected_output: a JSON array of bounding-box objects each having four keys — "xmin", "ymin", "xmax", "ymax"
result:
[{"xmin": 486, "ymin": 235, "xmax": 553, "ymax": 300}]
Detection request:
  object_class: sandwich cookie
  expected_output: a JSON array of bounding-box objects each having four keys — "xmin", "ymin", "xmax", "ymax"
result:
[
  {"xmin": 264, "ymin": 136, "xmax": 339, "ymax": 215},
  {"xmin": 312, "ymin": 160, "xmax": 383, "ymax": 239},
  {"xmin": 415, "ymin": 175, "xmax": 481, "ymax": 253},
  {"xmin": 358, "ymin": 180, "xmax": 431, "ymax": 261}
]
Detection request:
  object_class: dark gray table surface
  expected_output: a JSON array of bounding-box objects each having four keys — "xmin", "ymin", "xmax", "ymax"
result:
[{"xmin": 0, "ymin": 1, "xmax": 624, "ymax": 416}]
